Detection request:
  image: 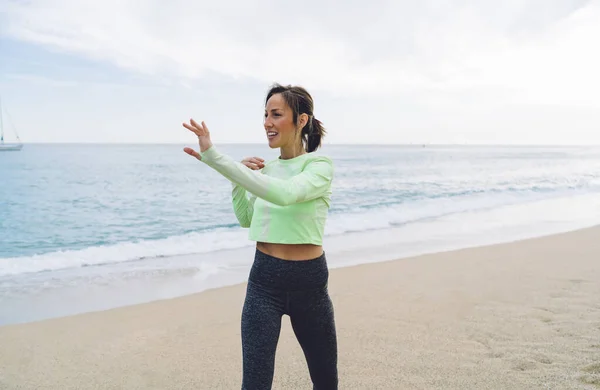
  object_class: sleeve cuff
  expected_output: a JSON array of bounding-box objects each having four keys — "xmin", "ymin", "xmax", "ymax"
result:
[{"xmin": 199, "ymin": 144, "xmax": 218, "ymax": 163}]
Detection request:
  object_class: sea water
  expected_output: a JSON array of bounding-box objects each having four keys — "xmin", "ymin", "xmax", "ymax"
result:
[{"xmin": 1, "ymin": 143, "xmax": 599, "ymax": 324}]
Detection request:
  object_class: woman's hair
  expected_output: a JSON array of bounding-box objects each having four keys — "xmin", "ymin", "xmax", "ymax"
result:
[{"xmin": 265, "ymin": 83, "xmax": 326, "ymax": 153}]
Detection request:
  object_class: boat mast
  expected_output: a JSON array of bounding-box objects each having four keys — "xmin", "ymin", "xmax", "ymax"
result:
[{"xmin": 0, "ymin": 96, "xmax": 4, "ymax": 144}]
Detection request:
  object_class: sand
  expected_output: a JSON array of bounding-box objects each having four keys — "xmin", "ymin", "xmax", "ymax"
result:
[{"xmin": 1, "ymin": 226, "xmax": 600, "ymax": 389}]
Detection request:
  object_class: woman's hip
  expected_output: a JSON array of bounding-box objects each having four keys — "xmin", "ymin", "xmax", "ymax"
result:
[{"xmin": 248, "ymin": 248, "xmax": 329, "ymax": 292}]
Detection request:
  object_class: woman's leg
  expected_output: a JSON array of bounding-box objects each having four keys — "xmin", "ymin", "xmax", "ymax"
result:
[
  {"xmin": 241, "ymin": 281, "xmax": 285, "ymax": 390},
  {"xmin": 289, "ymin": 286, "xmax": 338, "ymax": 390}
]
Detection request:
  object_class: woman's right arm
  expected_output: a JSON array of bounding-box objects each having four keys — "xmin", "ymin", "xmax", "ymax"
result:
[
  {"xmin": 231, "ymin": 156, "xmax": 264, "ymax": 228},
  {"xmin": 232, "ymin": 184, "xmax": 255, "ymax": 228}
]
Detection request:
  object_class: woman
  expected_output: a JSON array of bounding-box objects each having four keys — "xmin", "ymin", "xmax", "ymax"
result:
[{"xmin": 182, "ymin": 84, "xmax": 338, "ymax": 389}]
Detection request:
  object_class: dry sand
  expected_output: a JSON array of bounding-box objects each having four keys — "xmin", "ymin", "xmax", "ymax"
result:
[{"xmin": 1, "ymin": 226, "xmax": 600, "ymax": 389}]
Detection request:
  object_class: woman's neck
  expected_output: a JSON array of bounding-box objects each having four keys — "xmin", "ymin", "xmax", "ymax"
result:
[{"xmin": 280, "ymin": 142, "xmax": 306, "ymax": 160}]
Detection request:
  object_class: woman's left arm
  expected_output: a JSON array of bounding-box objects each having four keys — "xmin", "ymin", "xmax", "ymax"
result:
[
  {"xmin": 200, "ymin": 145, "xmax": 333, "ymax": 206},
  {"xmin": 182, "ymin": 118, "xmax": 333, "ymax": 206}
]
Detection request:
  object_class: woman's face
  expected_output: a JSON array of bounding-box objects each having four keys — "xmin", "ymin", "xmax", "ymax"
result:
[{"xmin": 264, "ymin": 93, "xmax": 305, "ymax": 149}]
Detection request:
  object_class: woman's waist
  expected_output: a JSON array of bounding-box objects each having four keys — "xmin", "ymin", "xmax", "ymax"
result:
[
  {"xmin": 256, "ymin": 242, "xmax": 323, "ymax": 261},
  {"xmin": 248, "ymin": 247, "xmax": 329, "ymax": 291}
]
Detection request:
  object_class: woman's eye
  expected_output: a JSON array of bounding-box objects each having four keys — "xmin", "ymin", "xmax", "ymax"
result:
[{"xmin": 264, "ymin": 112, "xmax": 281, "ymax": 118}]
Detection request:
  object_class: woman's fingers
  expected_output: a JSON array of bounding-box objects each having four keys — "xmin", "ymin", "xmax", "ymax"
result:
[
  {"xmin": 183, "ymin": 147, "xmax": 201, "ymax": 160},
  {"xmin": 190, "ymin": 118, "xmax": 202, "ymax": 132},
  {"xmin": 182, "ymin": 122, "xmax": 199, "ymax": 136},
  {"xmin": 241, "ymin": 157, "xmax": 265, "ymax": 170},
  {"xmin": 190, "ymin": 119, "xmax": 209, "ymax": 135},
  {"xmin": 200, "ymin": 120, "xmax": 209, "ymax": 134},
  {"xmin": 242, "ymin": 162, "xmax": 260, "ymax": 170},
  {"xmin": 182, "ymin": 119, "xmax": 211, "ymax": 160},
  {"xmin": 242, "ymin": 157, "xmax": 265, "ymax": 170},
  {"xmin": 183, "ymin": 119, "xmax": 209, "ymax": 137}
]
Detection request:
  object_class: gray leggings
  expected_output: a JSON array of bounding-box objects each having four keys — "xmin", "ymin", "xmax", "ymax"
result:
[{"xmin": 241, "ymin": 249, "xmax": 338, "ymax": 390}]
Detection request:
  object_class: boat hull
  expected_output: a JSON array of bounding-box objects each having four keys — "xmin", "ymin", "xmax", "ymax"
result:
[{"xmin": 0, "ymin": 144, "xmax": 23, "ymax": 151}]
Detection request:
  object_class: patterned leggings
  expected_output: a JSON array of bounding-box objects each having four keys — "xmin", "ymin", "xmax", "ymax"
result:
[{"xmin": 241, "ymin": 249, "xmax": 338, "ymax": 390}]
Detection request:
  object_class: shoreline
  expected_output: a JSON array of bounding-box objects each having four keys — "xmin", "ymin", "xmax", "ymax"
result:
[
  {"xmin": 1, "ymin": 225, "xmax": 600, "ymax": 389},
  {"xmin": 2, "ymin": 212, "xmax": 600, "ymax": 327},
  {"xmin": 2, "ymin": 209, "xmax": 600, "ymax": 327}
]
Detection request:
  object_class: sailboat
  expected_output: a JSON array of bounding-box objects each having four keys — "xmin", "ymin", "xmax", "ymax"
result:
[{"xmin": 0, "ymin": 97, "xmax": 23, "ymax": 152}]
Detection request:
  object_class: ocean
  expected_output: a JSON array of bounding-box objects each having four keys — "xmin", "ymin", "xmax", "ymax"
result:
[{"xmin": 1, "ymin": 143, "xmax": 600, "ymax": 325}]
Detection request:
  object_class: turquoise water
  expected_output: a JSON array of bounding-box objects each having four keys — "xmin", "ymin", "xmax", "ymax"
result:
[{"xmin": 1, "ymin": 143, "xmax": 600, "ymax": 324}]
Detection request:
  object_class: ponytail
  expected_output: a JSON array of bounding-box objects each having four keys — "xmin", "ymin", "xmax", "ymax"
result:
[{"xmin": 302, "ymin": 116, "xmax": 326, "ymax": 153}]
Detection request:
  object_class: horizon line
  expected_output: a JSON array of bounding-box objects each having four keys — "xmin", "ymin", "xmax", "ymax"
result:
[{"xmin": 9, "ymin": 142, "xmax": 600, "ymax": 147}]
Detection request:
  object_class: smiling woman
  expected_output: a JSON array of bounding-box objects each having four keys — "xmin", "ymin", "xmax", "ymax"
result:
[
  {"xmin": 262, "ymin": 84, "xmax": 326, "ymax": 158},
  {"xmin": 182, "ymin": 83, "xmax": 338, "ymax": 389}
]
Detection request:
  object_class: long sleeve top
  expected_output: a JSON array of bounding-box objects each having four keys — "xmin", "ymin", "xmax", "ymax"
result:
[{"xmin": 199, "ymin": 145, "xmax": 334, "ymax": 245}]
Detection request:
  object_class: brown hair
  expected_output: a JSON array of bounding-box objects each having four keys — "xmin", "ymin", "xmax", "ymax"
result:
[{"xmin": 265, "ymin": 83, "xmax": 326, "ymax": 153}]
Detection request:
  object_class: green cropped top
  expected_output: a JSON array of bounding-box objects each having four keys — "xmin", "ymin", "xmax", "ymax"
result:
[{"xmin": 198, "ymin": 145, "xmax": 333, "ymax": 245}]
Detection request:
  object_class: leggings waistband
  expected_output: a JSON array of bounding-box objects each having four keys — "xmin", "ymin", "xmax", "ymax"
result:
[{"xmin": 248, "ymin": 248, "xmax": 329, "ymax": 291}]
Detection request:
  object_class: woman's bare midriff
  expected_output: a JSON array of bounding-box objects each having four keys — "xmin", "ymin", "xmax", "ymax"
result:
[{"xmin": 256, "ymin": 242, "xmax": 324, "ymax": 261}]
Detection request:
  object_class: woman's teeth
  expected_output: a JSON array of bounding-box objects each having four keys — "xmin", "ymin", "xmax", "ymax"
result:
[{"xmin": 267, "ymin": 132, "xmax": 278, "ymax": 138}]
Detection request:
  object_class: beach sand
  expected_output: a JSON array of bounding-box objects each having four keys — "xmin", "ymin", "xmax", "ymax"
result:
[{"xmin": 1, "ymin": 227, "xmax": 600, "ymax": 389}]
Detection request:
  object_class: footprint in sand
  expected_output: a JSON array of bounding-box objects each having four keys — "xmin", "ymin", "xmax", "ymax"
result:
[
  {"xmin": 535, "ymin": 306, "xmax": 557, "ymax": 314},
  {"xmin": 512, "ymin": 360, "xmax": 538, "ymax": 372},
  {"xmin": 511, "ymin": 355, "xmax": 553, "ymax": 372},
  {"xmin": 579, "ymin": 363, "xmax": 600, "ymax": 387},
  {"xmin": 582, "ymin": 363, "xmax": 600, "ymax": 373},
  {"xmin": 533, "ymin": 307, "xmax": 556, "ymax": 325},
  {"xmin": 533, "ymin": 354, "xmax": 553, "ymax": 365}
]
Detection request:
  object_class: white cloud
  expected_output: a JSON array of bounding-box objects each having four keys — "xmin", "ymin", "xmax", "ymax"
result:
[
  {"xmin": 4, "ymin": 73, "xmax": 79, "ymax": 87},
  {"xmin": 2, "ymin": 0, "xmax": 599, "ymax": 106},
  {"xmin": 1, "ymin": 0, "xmax": 599, "ymax": 145}
]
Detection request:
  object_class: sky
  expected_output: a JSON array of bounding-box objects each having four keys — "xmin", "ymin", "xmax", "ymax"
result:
[{"xmin": 0, "ymin": 0, "xmax": 599, "ymax": 145}]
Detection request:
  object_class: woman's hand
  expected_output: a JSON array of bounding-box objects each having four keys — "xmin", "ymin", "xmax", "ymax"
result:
[
  {"xmin": 241, "ymin": 157, "xmax": 265, "ymax": 170},
  {"xmin": 182, "ymin": 118, "xmax": 212, "ymax": 160}
]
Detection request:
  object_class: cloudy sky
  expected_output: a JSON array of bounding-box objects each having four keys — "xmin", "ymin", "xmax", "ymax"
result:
[{"xmin": 0, "ymin": 0, "xmax": 598, "ymax": 145}]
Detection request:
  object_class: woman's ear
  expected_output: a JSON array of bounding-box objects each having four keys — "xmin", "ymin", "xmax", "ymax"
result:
[{"xmin": 299, "ymin": 113, "xmax": 309, "ymax": 129}]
